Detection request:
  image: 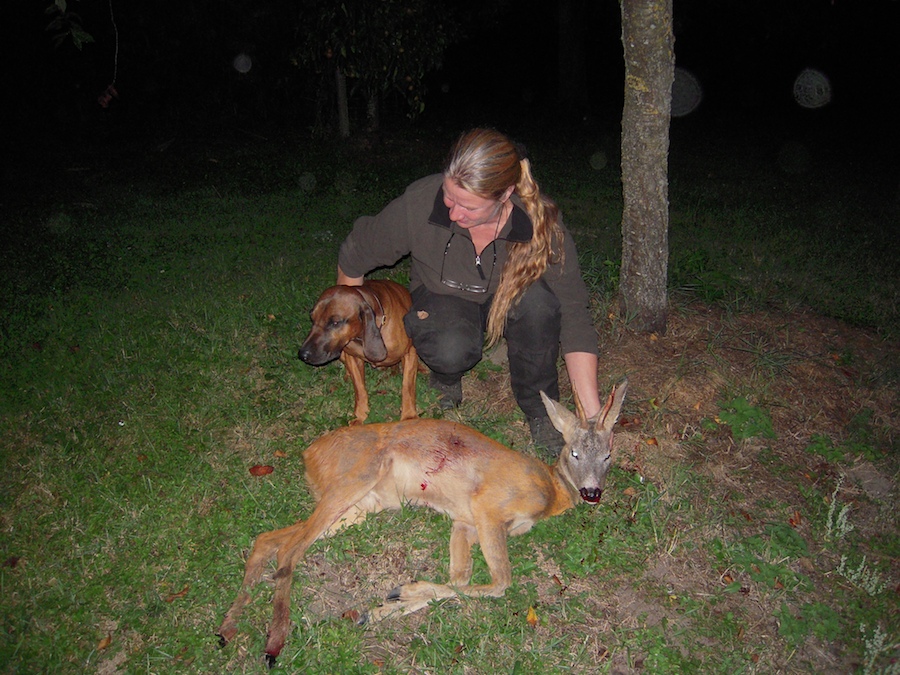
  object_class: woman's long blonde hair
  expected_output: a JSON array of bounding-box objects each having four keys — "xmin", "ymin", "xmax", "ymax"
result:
[{"xmin": 444, "ymin": 128, "xmax": 563, "ymax": 346}]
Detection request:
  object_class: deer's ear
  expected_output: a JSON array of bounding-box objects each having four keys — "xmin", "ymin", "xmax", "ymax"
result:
[{"xmin": 541, "ymin": 391, "xmax": 580, "ymax": 440}]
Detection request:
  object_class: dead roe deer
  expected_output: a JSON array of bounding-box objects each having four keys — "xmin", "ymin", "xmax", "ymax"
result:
[{"xmin": 217, "ymin": 380, "xmax": 628, "ymax": 665}]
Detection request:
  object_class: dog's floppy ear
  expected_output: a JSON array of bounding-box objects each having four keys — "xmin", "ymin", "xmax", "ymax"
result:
[{"xmin": 358, "ymin": 295, "xmax": 388, "ymax": 362}]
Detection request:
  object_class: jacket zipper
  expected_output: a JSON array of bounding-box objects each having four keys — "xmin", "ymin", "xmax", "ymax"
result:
[{"xmin": 474, "ymin": 254, "xmax": 486, "ymax": 280}]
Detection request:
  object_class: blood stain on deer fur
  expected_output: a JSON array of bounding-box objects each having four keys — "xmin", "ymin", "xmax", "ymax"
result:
[{"xmin": 426, "ymin": 446, "xmax": 453, "ymax": 476}]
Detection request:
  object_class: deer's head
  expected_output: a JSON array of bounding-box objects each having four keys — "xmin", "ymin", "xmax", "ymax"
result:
[{"xmin": 541, "ymin": 380, "xmax": 628, "ymax": 503}]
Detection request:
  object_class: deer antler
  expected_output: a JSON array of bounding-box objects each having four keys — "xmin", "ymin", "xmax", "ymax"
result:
[{"xmin": 572, "ymin": 386, "xmax": 588, "ymax": 424}]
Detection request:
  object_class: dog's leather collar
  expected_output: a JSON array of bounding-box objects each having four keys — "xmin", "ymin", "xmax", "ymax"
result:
[{"xmin": 369, "ymin": 291, "xmax": 386, "ymax": 328}]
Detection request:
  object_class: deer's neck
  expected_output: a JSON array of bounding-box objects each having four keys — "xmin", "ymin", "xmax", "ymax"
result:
[{"xmin": 547, "ymin": 466, "xmax": 581, "ymax": 516}]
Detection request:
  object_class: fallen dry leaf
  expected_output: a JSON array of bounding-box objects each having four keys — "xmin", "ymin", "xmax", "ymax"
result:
[
  {"xmin": 551, "ymin": 574, "xmax": 568, "ymax": 594},
  {"xmin": 623, "ymin": 487, "xmax": 639, "ymax": 497},
  {"xmin": 620, "ymin": 415, "xmax": 642, "ymax": 428},
  {"xmin": 96, "ymin": 635, "xmax": 112, "ymax": 650},
  {"xmin": 273, "ymin": 450, "xmax": 288, "ymax": 459},
  {"xmin": 249, "ymin": 465, "xmax": 274, "ymax": 476},
  {"xmin": 526, "ymin": 606, "xmax": 538, "ymax": 628},
  {"xmin": 646, "ymin": 437, "xmax": 658, "ymax": 446},
  {"xmin": 342, "ymin": 609, "xmax": 360, "ymax": 623},
  {"xmin": 165, "ymin": 586, "xmax": 189, "ymax": 603}
]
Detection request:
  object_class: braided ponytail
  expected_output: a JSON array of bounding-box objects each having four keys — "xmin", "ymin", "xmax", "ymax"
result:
[{"xmin": 485, "ymin": 158, "xmax": 563, "ymax": 346}]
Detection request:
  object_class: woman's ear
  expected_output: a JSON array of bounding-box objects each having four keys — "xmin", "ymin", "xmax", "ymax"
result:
[{"xmin": 501, "ymin": 185, "xmax": 515, "ymax": 202}]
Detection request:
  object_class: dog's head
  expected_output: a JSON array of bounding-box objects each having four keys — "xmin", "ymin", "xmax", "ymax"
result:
[{"xmin": 298, "ymin": 286, "xmax": 387, "ymax": 365}]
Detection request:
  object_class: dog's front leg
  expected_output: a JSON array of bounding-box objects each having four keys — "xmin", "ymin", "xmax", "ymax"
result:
[
  {"xmin": 399, "ymin": 346, "xmax": 419, "ymax": 421},
  {"xmin": 341, "ymin": 353, "xmax": 369, "ymax": 424}
]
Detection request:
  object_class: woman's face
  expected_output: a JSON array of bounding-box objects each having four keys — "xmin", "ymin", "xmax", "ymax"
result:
[{"xmin": 442, "ymin": 177, "xmax": 506, "ymax": 229}]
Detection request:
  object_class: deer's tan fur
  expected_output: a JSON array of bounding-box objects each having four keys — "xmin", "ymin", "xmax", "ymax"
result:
[{"xmin": 217, "ymin": 381, "xmax": 627, "ymax": 665}]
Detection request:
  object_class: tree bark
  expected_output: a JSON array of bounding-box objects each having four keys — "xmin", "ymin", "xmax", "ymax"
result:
[{"xmin": 618, "ymin": 0, "xmax": 674, "ymax": 335}]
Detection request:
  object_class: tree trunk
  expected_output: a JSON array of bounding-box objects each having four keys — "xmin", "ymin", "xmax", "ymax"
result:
[
  {"xmin": 365, "ymin": 92, "xmax": 380, "ymax": 132},
  {"xmin": 618, "ymin": 0, "xmax": 674, "ymax": 335},
  {"xmin": 335, "ymin": 65, "xmax": 350, "ymax": 138}
]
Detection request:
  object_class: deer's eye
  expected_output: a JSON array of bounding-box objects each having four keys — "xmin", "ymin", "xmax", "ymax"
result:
[
  {"xmin": 571, "ymin": 449, "xmax": 579, "ymax": 459},
  {"xmin": 604, "ymin": 453, "xmax": 612, "ymax": 462}
]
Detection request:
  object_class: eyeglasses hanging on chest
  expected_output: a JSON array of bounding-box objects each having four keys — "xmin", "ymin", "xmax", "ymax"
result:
[{"xmin": 440, "ymin": 232, "xmax": 497, "ymax": 294}]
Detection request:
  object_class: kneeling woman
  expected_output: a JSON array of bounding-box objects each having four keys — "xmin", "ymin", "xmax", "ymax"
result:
[{"xmin": 337, "ymin": 128, "xmax": 601, "ymax": 455}]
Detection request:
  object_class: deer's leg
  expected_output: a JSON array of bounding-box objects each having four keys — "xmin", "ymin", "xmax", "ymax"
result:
[
  {"xmin": 399, "ymin": 520, "xmax": 511, "ymax": 602},
  {"xmin": 216, "ymin": 522, "xmax": 308, "ymax": 646},
  {"xmin": 364, "ymin": 520, "xmax": 484, "ymax": 623},
  {"xmin": 448, "ymin": 521, "xmax": 478, "ymax": 587},
  {"xmin": 461, "ymin": 518, "xmax": 512, "ymax": 598},
  {"xmin": 363, "ymin": 582, "xmax": 457, "ymax": 623},
  {"xmin": 324, "ymin": 502, "xmax": 370, "ymax": 535},
  {"xmin": 263, "ymin": 488, "xmax": 390, "ymax": 661}
]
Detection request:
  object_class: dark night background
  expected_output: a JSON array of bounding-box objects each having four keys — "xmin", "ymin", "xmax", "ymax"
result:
[{"xmin": 2, "ymin": 0, "xmax": 899, "ymax": 216}]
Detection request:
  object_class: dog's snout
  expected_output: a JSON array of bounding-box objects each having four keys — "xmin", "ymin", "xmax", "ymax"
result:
[{"xmin": 298, "ymin": 341, "xmax": 333, "ymax": 365}]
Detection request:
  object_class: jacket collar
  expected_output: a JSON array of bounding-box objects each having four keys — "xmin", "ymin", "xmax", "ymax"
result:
[{"xmin": 429, "ymin": 185, "xmax": 533, "ymax": 243}]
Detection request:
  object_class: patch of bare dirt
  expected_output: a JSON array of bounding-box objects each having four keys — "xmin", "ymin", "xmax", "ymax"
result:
[{"xmin": 596, "ymin": 303, "xmax": 898, "ymax": 672}]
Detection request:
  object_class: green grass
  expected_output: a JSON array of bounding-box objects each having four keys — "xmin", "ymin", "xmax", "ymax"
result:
[{"xmin": 1, "ymin": 127, "xmax": 898, "ymax": 674}]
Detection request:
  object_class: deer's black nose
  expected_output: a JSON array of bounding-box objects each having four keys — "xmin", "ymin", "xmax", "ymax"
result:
[{"xmin": 580, "ymin": 487, "xmax": 602, "ymax": 503}]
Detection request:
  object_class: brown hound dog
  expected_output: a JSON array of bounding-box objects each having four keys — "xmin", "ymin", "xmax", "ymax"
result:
[
  {"xmin": 216, "ymin": 380, "xmax": 628, "ymax": 665},
  {"xmin": 298, "ymin": 279, "xmax": 418, "ymax": 424}
]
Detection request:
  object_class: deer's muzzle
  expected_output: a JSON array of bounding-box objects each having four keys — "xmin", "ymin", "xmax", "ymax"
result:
[{"xmin": 579, "ymin": 487, "xmax": 602, "ymax": 503}]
